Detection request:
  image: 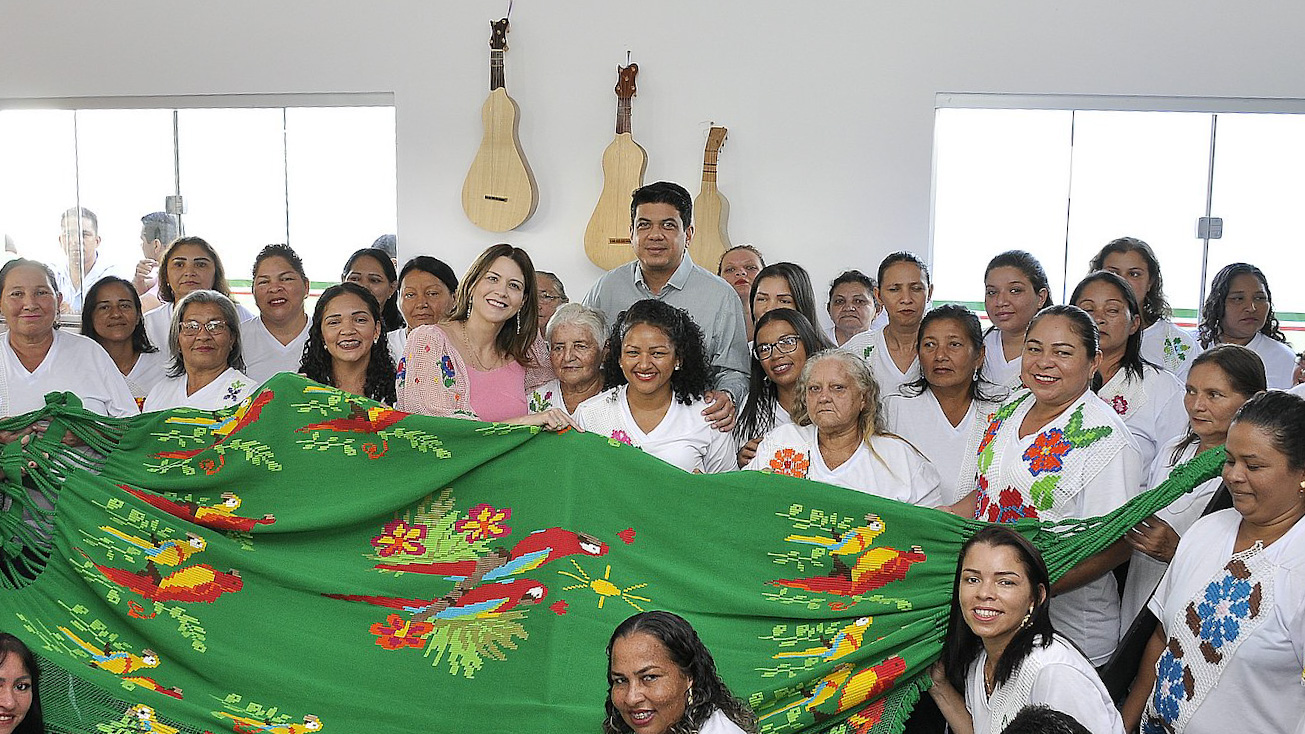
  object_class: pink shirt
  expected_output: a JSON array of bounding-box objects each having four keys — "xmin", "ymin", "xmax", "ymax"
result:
[{"xmin": 467, "ymin": 360, "xmax": 527, "ymax": 422}]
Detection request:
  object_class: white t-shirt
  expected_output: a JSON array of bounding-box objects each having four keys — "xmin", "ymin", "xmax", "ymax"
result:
[
  {"xmin": 142, "ymin": 367, "xmax": 254, "ymax": 412},
  {"xmin": 1290, "ymin": 383, "xmax": 1305, "ymax": 398},
  {"xmin": 239, "ymin": 316, "xmax": 311, "ymax": 385},
  {"xmin": 123, "ymin": 348, "xmax": 171, "ymax": 410},
  {"xmin": 698, "ymin": 709, "xmax": 748, "ymax": 734},
  {"xmin": 1244, "ymin": 331, "xmax": 1297, "ymax": 390},
  {"xmin": 842, "ymin": 327, "xmax": 921, "ymax": 399},
  {"xmin": 881, "ymin": 391, "xmax": 1002, "ymax": 505},
  {"xmin": 574, "ymin": 385, "xmax": 735, "ymax": 474},
  {"xmin": 144, "ymin": 300, "xmax": 256, "ymax": 356},
  {"xmin": 744, "ymin": 422, "xmax": 943, "ymax": 506},
  {"xmin": 1141, "ymin": 318, "xmax": 1200, "ymax": 378},
  {"xmin": 1119, "ymin": 437, "xmax": 1223, "ymax": 636},
  {"xmin": 386, "ymin": 328, "xmax": 407, "ymax": 366},
  {"xmin": 1147, "ymin": 510, "xmax": 1305, "ymax": 734},
  {"xmin": 1, "ymin": 330, "xmax": 137, "ymax": 418},
  {"xmin": 964, "ymin": 635, "xmax": 1125, "ymax": 734},
  {"xmin": 1098, "ymin": 365, "xmax": 1188, "ymax": 487},
  {"xmin": 982, "ymin": 328, "xmax": 1023, "ymax": 390}
]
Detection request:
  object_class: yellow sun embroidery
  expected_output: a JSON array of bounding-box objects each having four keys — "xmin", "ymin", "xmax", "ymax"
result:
[{"xmin": 558, "ymin": 560, "xmax": 650, "ymax": 612}]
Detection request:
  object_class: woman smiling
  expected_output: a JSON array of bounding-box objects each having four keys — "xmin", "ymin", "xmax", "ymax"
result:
[
  {"xmin": 143, "ymin": 290, "xmax": 253, "ymax": 412},
  {"xmin": 300, "ymin": 282, "xmax": 396, "ymax": 404},
  {"xmin": 80, "ymin": 275, "xmax": 168, "ymax": 409},
  {"xmin": 981, "ymin": 251, "xmax": 1053, "ymax": 390},
  {"xmin": 529, "ymin": 303, "xmax": 606, "ymax": 415}
]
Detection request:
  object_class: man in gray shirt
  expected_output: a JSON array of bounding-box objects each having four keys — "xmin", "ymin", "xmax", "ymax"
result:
[{"xmin": 582, "ymin": 181, "xmax": 748, "ymax": 431}]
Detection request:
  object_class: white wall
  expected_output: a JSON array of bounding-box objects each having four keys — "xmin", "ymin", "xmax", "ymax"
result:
[{"xmin": 3, "ymin": 0, "xmax": 1304, "ymax": 302}]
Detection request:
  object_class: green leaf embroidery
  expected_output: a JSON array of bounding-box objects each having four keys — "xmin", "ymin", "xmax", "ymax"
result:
[{"xmin": 1030, "ymin": 475, "xmax": 1060, "ymax": 511}]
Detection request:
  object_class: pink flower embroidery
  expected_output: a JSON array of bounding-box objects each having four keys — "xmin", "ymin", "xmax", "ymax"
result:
[{"xmin": 1111, "ymin": 394, "xmax": 1129, "ymax": 415}]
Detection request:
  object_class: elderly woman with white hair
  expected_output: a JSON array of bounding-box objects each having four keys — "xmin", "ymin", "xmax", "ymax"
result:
[
  {"xmin": 530, "ymin": 302, "xmax": 607, "ymax": 415},
  {"xmin": 142, "ymin": 290, "xmax": 254, "ymax": 412},
  {"xmin": 743, "ymin": 349, "xmax": 943, "ymax": 506}
]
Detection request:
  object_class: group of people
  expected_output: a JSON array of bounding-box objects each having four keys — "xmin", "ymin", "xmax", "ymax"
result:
[{"xmin": 2, "ymin": 182, "xmax": 1304, "ymax": 733}]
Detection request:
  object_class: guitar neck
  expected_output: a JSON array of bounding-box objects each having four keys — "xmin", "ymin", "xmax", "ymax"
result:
[
  {"xmin": 490, "ymin": 50, "xmax": 505, "ymax": 91},
  {"xmin": 701, "ymin": 150, "xmax": 719, "ymax": 188},
  {"xmin": 616, "ymin": 98, "xmax": 632, "ymax": 135}
]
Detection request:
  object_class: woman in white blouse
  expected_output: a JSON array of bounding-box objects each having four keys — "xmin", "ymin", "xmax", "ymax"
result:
[
  {"xmin": 1196, "ymin": 262, "xmax": 1296, "ymax": 389},
  {"xmin": 980, "ymin": 251, "xmax": 1054, "ymax": 390},
  {"xmin": 79, "ymin": 275, "xmax": 168, "ymax": 410},
  {"xmin": 842, "ymin": 251, "xmax": 933, "ymax": 398},
  {"xmin": 143, "ymin": 290, "xmax": 254, "ymax": 412},
  {"xmin": 575, "ymin": 299, "xmax": 734, "ymax": 474},
  {"xmin": 1089, "ymin": 237, "xmax": 1199, "ymax": 377}
]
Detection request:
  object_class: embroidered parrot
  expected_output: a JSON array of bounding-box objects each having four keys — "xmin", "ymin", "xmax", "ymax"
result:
[
  {"xmin": 120, "ymin": 676, "xmax": 183, "ymax": 699},
  {"xmin": 119, "ymin": 487, "xmax": 276, "ymax": 532},
  {"xmin": 375, "ymin": 527, "xmax": 608, "ymax": 580},
  {"xmin": 99, "ymin": 527, "xmax": 206, "ymax": 566},
  {"xmin": 784, "ymin": 514, "xmax": 886, "ymax": 558},
  {"xmin": 326, "ymin": 577, "xmax": 547, "ymax": 621},
  {"xmin": 58, "ymin": 626, "xmax": 159, "ymax": 675},
  {"xmin": 833, "ymin": 655, "xmax": 907, "ymax": 713},
  {"xmin": 127, "ymin": 704, "xmax": 180, "ymax": 734},
  {"xmin": 759, "ymin": 663, "xmax": 854, "ymax": 721},
  {"xmin": 297, "ymin": 400, "xmax": 405, "ymax": 434},
  {"xmin": 214, "ymin": 712, "xmax": 322, "ymax": 733},
  {"xmin": 772, "ymin": 616, "xmax": 872, "ymax": 661},
  {"xmin": 88, "ymin": 557, "xmax": 243, "ymax": 603},
  {"xmin": 771, "ymin": 545, "xmax": 926, "ymax": 598},
  {"xmin": 154, "ymin": 390, "xmax": 274, "ymax": 460}
]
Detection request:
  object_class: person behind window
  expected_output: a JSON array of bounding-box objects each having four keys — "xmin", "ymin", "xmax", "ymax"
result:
[
  {"xmin": 0, "ymin": 258, "xmax": 136, "ymax": 418},
  {"xmin": 534, "ymin": 270, "xmax": 569, "ymax": 340},
  {"xmin": 928, "ymin": 526, "xmax": 1123, "ymax": 734},
  {"xmin": 393, "ymin": 256, "xmax": 458, "ymax": 359},
  {"xmin": 299, "ymin": 282, "xmax": 395, "ymax": 405},
  {"xmin": 1123, "ymin": 390, "xmax": 1305, "ymax": 733},
  {"xmin": 49, "ymin": 206, "xmax": 134, "ymax": 314},
  {"xmin": 844, "ymin": 252, "xmax": 934, "ymax": 398},
  {"xmin": 604, "ymin": 610, "xmax": 759, "ymax": 734},
  {"xmin": 824, "ymin": 269, "xmax": 883, "ymax": 347},
  {"xmin": 882, "ymin": 304, "xmax": 1006, "ymax": 504},
  {"xmin": 981, "ymin": 251, "xmax": 1054, "ymax": 390},
  {"xmin": 143, "ymin": 289, "xmax": 253, "ymax": 412},
  {"xmin": 371, "ymin": 233, "xmax": 397, "ymax": 266},
  {"xmin": 733, "ymin": 308, "xmax": 832, "ymax": 468},
  {"xmin": 749, "ymin": 262, "xmax": 822, "ymax": 339},
  {"xmin": 1071, "ymin": 271, "xmax": 1187, "ymax": 480},
  {"xmin": 397, "ymin": 244, "xmax": 570, "ymax": 431},
  {"xmin": 0, "ymin": 632, "xmax": 44, "ymax": 734},
  {"xmin": 80, "ymin": 275, "xmax": 168, "ymax": 410},
  {"xmin": 143, "ymin": 236, "xmax": 253, "ymax": 349},
  {"xmin": 134, "ymin": 211, "xmax": 180, "ymax": 313},
  {"xmin": 718, "ymin": 244, "xmax": 765, "ymax": 341},
  {"xmin": 1089, "ymin": 237, "xmax": 1198, "ymax": 377},
  {"xmin": 240, "ymin": 244, "xmax": 311, "ymax": 385},
  {"xmin": 342, "ymin": 246, "xmax": 402, "ymax": 336},
  {"xmin": 1118, "ymin": 344, "xmax": 1265, "ymax": 635},
  {"xmin": 1196, "ymin": 262, "xmax": 1296, "ymax": 389},
  {"xmin": 529, "ymin": 302, "xmax": 606, "ymax": 415},
  {"xmin": 575, "ymin": 299, "xmax": 734, "ymax": 473}
]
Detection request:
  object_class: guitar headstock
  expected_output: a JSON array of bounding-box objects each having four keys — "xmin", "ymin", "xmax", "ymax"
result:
[
  {"xmin": 490, "ymin": 18, "xmax": 510, "ymax": 51},
  {"xmin": 616, "ymin": 63, "xmax": 639, "ymax": 100},
  {"xmin": 707, "ymin": 126, "xmax": 728, "ymax": 153}
]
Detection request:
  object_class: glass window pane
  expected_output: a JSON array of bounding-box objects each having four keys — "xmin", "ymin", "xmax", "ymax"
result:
[
  {"xmin": 1064, "ymin": 111, "xmax": 1212, "ymax": 319},
  {"xmin": 932, "ymin": 108, "xmax": 1073, "ymax": 310},
  {"xmin": 0, "ymin": 110, "xmax": 78, "ymax": 271}
]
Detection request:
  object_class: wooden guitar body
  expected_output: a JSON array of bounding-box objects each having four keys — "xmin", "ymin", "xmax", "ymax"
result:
[
  {"xmin": 584, "ymin": 132, "xmax": 648, "ymax": 270},
  {"xmin": 689, "ymin": 126, "xmax": 731, "ymax": 268},
  {"xmin": 462, "ymin": 87, "xmax": 539, "ymax": 232}
]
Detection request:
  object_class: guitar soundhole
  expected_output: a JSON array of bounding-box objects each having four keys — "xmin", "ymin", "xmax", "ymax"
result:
[
  {"xmin": 608, "ymin": 238, "xmax": 632, "ymax": 245},
  {"xmin": 484, "ymin": 195, "xmax": 508, "ymax": 202}
]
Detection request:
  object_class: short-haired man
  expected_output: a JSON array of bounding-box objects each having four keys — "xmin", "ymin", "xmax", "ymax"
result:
[
  {"xmin": 53, "ymin": 206, "xmax": 133, "ymax": 313},
  {"xmin": 582, "ymin": 181, "xmax": 748, "ymax": 431},
  {"xmin": 825, "ymin": 269, "xmax": 885, "ymax": 346},
  {"xmin": 135, "ymin": 211, "xmax": 180, "ymax": 312}
]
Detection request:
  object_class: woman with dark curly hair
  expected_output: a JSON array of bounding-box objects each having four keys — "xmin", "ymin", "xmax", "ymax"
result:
[
  {"xmin": 604, "ymin": 611, "xmax": 758, "ymax": 734},
  {"xmin": 299, "ymin": 283, "xmax": 396, "ymax": 405},
  {"xmin": 81, "ymin": 275, "xmax": 168, "ymax": 409},
  {"xmin": 575, "ymin": 299, "xmax": 733, "ymax": 473},
  {"xmin": 743, "ymin": 349, "xmax": 942, "ymax": 505},
  {"xmin": 1196, "ymin": 262, "xmax": 1295, "ymax": 389},
  {"xmin": 1090, "ymin": 237, "xmax": 1198, "ymax": 377},
  {"xmin": 0, "ymin": 632, "xmax": 44, "ymax": 734}
]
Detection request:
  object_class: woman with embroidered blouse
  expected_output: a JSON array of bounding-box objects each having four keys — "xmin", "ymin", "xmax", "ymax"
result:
[
  {"xmin": 396, "ymin": 244, "xmax": 569, "ymax": 431},
  {"xmin": 927, "ymin": 526, "xmax": 1125, "ymax": 734},
  {"xmin": 1118, "ymin": 344, "xmax": 1265, "ymax": 635},
  {"xmin": 1089, "ymin": 237, "xmax": 1199, "ymax": 377},
  {"xmin": 946, "ymin": 305, "xmax": 1143, "ymax": 667},
  {"xmin": 528, "ymin": 302, "xmax": 606, "ymax": 415},
  {"xmin": 742, "ymin": 349, "xmax": 943, "ymax": 506},
  {"xmin": 142, "ymin": 290, "xmax": 254, "ymax": 412},
  {"xmin": 574, "ymin": 299, "xmax": 734, "ymax": 473},
  {"xmin": 1071, "ymin": 270, "xmax": 1187, "ymax": 479},
  {"xmin": 1123, "ymin": 390, "xmax": 1305, "ymax": 734}
]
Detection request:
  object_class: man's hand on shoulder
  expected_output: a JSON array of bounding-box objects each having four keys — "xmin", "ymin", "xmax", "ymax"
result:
[{"xmin": 702, "ymin": 390, "xmax": 736, "ymax": 433}]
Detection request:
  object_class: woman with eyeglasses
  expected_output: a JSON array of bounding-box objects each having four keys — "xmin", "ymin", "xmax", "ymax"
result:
[
  {"xmin": 732, "ymin": 309, "xmax": 832, "ymax": 468},
  {"xmin": 143, "ymin": 290, "xmax": 253, "ymax": 412},
  {"xmin": 535, "ymin": 271, "xmax": 569, "ymax": 339}
]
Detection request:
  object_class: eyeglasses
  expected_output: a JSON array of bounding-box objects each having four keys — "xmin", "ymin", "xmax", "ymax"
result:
[
  {"xmin": 538, "ymin": 293, "xmax": 566, "ymax": 303},
  {"xmin": 755, "ymin": 334, "xmax": 801, "ymax": 360},
  {"xmin": 179, "ymin": 319, "xmax": 230, "ymax": 336}
]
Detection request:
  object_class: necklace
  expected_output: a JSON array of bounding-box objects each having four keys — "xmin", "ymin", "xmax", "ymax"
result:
[{"xmin": 459, "ymin": 322, "xmax": 497, "ymax": 371}]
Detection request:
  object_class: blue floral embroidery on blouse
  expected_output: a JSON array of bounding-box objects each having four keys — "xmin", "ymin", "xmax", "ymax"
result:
[
  {"xmin": 1195, "ymin": 573, "xmax": 1254, "ymax": 648},
  {"xmin": 440, "ymin": 355, "xmax": 456, "ymax": 387},
  {"xmin": 1148, "ymin": 646, "xmax": 1186, "ymax": 724},
  {"xmin": 224, "ymin": 380, "xmax": 247, "ymax": 404}
]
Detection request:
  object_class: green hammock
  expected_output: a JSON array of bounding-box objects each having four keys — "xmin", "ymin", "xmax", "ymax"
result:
[{"xmin": 0, "ymin": 374, "xmax": 1223, "ymax": 734}]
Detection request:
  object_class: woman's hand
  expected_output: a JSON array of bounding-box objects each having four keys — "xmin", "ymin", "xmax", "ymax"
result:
[
  {"xmin": 736, "ymin": 437, "xmax": 761, "ymax": 469},
  {"xmin": 1126, "ymin": 515, "xmax": 1181, "ymax": 563},
  {"xmin": 506, "ymin": 409, "xmax": 579, "ymax": 433},
  {"xmin": 925, "ymin": 661, "xmax": 974, "ymax": 734}
]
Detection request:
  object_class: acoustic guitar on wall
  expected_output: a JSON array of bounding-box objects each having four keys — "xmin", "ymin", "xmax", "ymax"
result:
[
  {"xmin": 583, "ymin": 63, "xmax": 648, "ymax": 270},
  {"xmin": 689, "ymin": 126, "xmax": 731, "ymax": 269},
  {"xmin": 462, "ymin": 17, "xmax": 538, "ymax": 233}
]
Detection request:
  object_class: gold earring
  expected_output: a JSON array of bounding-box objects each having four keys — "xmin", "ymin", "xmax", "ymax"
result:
[{"xmin": 1020, "ymin": 606, "xmax": 1034, "ymax": 629}]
